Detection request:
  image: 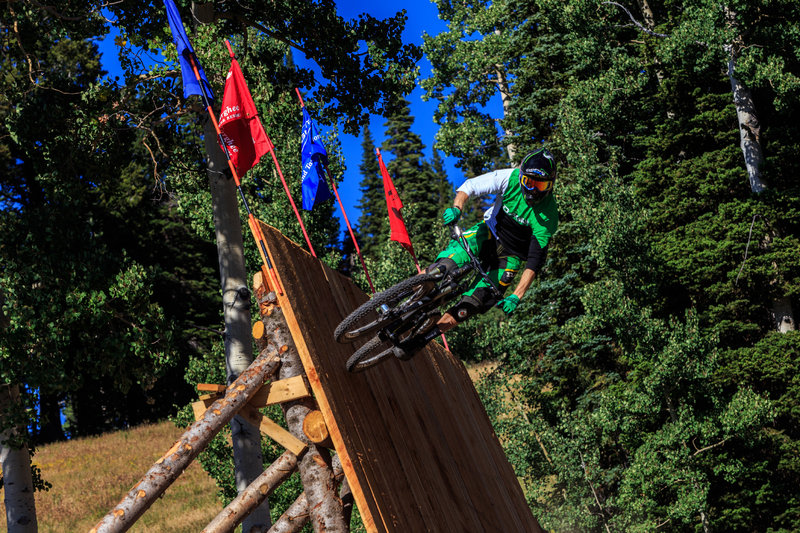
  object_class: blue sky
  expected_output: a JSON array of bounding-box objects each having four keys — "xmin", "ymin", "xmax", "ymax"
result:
[
  {"xmin": 315, "ymin": 0, "xmax": 462, "ymax": 234},
  {"xmin": 98, "ymin": 1, "xmax": 471, "ymax": 237}
]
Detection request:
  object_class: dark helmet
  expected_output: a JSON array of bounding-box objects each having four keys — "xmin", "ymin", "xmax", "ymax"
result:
[{"xmin": 519, "ymin": 148, "xmax": 556, "ymax": 206}]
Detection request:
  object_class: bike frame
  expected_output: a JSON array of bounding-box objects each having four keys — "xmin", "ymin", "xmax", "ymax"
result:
[{"xmin": 449, "ymin": 224, "xmax": 503, "ymax": 300}]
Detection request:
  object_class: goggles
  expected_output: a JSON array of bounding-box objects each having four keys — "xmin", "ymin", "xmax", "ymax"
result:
[{"xmin": 520, "ymin": 172, "xmax": 553, "ymax": 192}]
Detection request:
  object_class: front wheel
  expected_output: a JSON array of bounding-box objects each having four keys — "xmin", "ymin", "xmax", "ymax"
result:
[{"xmin": 334, "ymin": 272, "xmax": 440, "ymax": 344}]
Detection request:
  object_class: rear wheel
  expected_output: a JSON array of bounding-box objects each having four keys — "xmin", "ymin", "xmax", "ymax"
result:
[
  {"xmin": 345, "ymin": 336, "xmax": 398, "ymax": 372},
  {"xmin": 334, "ymin": 272, "xmax": 440, "ymax": 343}
]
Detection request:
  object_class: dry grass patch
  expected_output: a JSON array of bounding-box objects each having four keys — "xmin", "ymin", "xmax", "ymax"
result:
[
  {"xmin": 466, "ymin": 360, "xmax": 499, "ymax": 383},
  {"xmin": 1, "ymin": 421, "xmax": 222, "ymax": 533}
]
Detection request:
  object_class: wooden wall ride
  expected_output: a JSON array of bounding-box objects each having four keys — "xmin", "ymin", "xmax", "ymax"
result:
[{"xmin": 256, "ymin": 222, "xmax": 543, "ymax": 533}]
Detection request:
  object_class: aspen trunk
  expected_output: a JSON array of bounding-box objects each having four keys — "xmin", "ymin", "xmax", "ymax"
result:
[
  {"xmin": 772, "ymin": 296, "xmax": 796, "ymax": 333},
  {"xmin": 90, "ymin": 349, "xmax": 282, "ymax": 533},
  {"xmin": 725, "ymin": 46, "xmax": 767, "ymax": 193},
  {"xmin": 726, "ymin": 56, "xmax": 796, "ymax": 329},
  {"xmin": 255, "ymin": 276, "xmax": 347, "ymax": 532},
  {"xmin": 723, "ymin": 6, "xmax": 796, "ymax": 330},
  {"xmin": 493, "ymin": 30, "xmax": 516, "ymax": 163},
  {"xmin": 637, "ymin": 0, "xmax": 669, "ymax": 91},
  {"xmin": 1, "ymin": 385, "xmax": 37, "ymax": 533},
  {"xmin": 204, "ymin": 118, "xmax": 271, "ymax": 532}
]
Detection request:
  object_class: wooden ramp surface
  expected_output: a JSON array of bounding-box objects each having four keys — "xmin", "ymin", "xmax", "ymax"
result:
[{"xmin": 259, "ymin": 222, "xmax": 541, "ymax": 533}]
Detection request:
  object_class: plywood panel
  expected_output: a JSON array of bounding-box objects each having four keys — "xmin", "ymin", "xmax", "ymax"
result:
[{"xmin": 257, "ymin": 222, "xmax": 542, "ymax": 533}]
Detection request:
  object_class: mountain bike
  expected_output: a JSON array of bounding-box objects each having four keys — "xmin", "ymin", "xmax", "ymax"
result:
[{"xmin": 334, "ymin": 224, "xmax": 502, "ymax": 372}]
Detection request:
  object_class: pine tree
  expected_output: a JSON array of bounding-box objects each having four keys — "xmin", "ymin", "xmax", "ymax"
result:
[
  {"xmin": 424, "ymin": 0, "xmax": 800, "ymax": 531},
  {"xmin": 381, "ymin": 97, "xmax": 441, "ymax": 258},
  {"xmin": 430, "ymin": 148, "xmax": 453, "ymax": 212},
  {"xmin": 356, "ymin": 125, "xmax": 385, "ymax": 258}
]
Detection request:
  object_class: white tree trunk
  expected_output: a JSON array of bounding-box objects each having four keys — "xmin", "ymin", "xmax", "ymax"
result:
[
  {"xmin": 726, "ymin": 48, "xmax": 767, "ymax": 194},
  {"xmin": 1, "ymin": 385, "xmax": 38, "ymax": 533},
  {"xmin": 493, "ymin": 30, "xmax": 516, "ymax": 163},
  {"xmin": 772, "ymin": 296, "xmax": 797, "ymax": 333},
  {"xmin": 204, "ymin": 118, "xmax": 271, "ymax": 532},
  {"xmin": 496, "ymin": 66, "xmax": 516, "ymax": 163},
  {"xmin": 723, "ymin": 7, "xmax": 795, "ymax": 330}
]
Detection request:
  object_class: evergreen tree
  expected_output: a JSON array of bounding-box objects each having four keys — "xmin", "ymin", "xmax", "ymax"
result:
[
  {"xmin": 356, "ymin": 124, "xmax": 386, "ymax": 258},
  {"xmin": 424, "ymin": 0, "xmax": 800, "ymax": 530},
  {"xmin": 0, "ymin": 4, "xmax": 214, "ymax": 443},
  {"xmin": 381, "ymin": 97, "xmax": 441, "ymax": 258},
  {"xmin": 430, "ymin": 149, "xmax": 453, "ymax": 210}
]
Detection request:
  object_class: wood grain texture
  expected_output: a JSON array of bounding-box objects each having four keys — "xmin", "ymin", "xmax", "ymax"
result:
[{"xmin": 257, "ymin": 222, "xmax": 542, "ymax": 533}]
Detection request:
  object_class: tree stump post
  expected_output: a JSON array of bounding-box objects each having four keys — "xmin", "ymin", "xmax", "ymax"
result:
[{"xmin": 254, "ymin": 272, "xmax": 348, "ymax": 532}]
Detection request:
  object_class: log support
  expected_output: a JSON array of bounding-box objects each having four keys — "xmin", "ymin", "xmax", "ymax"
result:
[
  {"xmin": 254, "ymin": 272, "xmax": 348, "ymax": 533},
  {"xmin": 90, "ymin": 349, "xmax": 282, "ymax": 533},
  {"xmin": 202, "ymin": 450, "xmax": 299, "ymax": 533}
]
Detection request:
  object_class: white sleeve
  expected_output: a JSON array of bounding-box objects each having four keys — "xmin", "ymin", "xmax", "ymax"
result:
[{"xmin": 456, "ymin": 168, "xmax": 514, "ymax": 198}]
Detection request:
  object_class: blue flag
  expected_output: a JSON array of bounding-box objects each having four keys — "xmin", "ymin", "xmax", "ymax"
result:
[
  {"xmin": 300, "ymin": 107, "xmax": 333, "ymax": 210},
  {"xmin": 163, "ymin": 0, "xmax": 214, "ymax": 101}
]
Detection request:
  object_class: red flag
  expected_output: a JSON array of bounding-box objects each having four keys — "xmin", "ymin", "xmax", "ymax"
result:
[
  {"xmin": 376, "ymin": 148, "xmax": 415, "ymax": 256},
  {"xmin": 218, "ymin": 57, "xmax": 272, "ymax": 175}
]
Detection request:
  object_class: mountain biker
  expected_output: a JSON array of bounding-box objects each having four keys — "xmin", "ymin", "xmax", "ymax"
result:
[{"xmin": 411, "ymin": 148, "xmax": 559, "ymax": 351}]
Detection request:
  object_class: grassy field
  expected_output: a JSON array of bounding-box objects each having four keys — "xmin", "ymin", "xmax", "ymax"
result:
[{"xmin": 0, "ymin": 421, "xmax": 223, "ymax": 533}]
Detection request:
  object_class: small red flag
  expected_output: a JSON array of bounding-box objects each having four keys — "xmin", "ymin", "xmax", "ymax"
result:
[
  {"xmin": 376, "ymin": 148, "xmax": 415, "ymax": 256},
  {"xmin": 218, "ymin": 56, "xmax": 272, "ymax": 175}
]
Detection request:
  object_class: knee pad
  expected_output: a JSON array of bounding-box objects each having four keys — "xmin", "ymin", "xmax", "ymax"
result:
[
  {"xmin": 470, "ymin": 287, "xmax": 503, "ymax": 313},
  {"xmin": 446, "ymin": 295, "xmax": 481, "ymax": 323}
]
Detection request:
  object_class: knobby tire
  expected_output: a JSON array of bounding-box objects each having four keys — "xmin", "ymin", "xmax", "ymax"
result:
[
  {"xmin": 345, "ymin": 336, "xmax": 397, "ymax": 372},
  {"xmin": 334, "ymin": 272, "xmax": 440, "ymax": 344}
]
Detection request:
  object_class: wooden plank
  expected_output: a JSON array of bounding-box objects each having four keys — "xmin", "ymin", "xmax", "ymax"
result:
[
  {"xmin": 198, "ymin": 393, "xmax": 219, "ymax": 401},
  {"xmin": 256, "ymin": 221, "xmax": 543, "ymax": 533},
  {"xmin": 192, "ymin": 399, "xmax": 307, "ymax": 457},
  {"xmin": 239, "ymin": 405, "xmax": 307, "ymax": 457},
  {"xmin": 191, "ymin": 398, "xmax": 215, "ymax": 421},
  {"xmin": 197, "ymin": 383, "xmax": 227, "ymax": 393},
  {"xmin": 247, "ymin": 376, "xmax": 311, "ymax": 407}
]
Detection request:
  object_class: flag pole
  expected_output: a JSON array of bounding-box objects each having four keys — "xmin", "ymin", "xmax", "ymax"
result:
[
  {"xmin": 375, "ymin": 148, "xmax": 450, "ymax": 352},
  {"xmin": 215, "ymin": 44, "xmax": 317, "ymax": 259},
  {"xmin": 294, "ymin": 88, "xmax": 376, "ymax": 294},
  {"xmin": 263, "ymin": 136, "xmax": 318, "ymax": 258},
  {"xmin": 185, "ymin": 48, "xmax": 283, "ymax": 295}
]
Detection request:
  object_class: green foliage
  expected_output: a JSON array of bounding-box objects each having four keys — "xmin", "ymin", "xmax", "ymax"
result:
[
  {"xmin": 0, "ymin": 2, "xmax": 211, "ymax": 440},
  {"xmin": 380, "ymin": 97, "xmax": 451, "ymax": 257},
  {"xmin": 356, "ymin": 125, "xmax": 386, "ymax": 258},
  {"xmin": 423, "ymin": 0, "xmax": 800, "ymax": 531}
]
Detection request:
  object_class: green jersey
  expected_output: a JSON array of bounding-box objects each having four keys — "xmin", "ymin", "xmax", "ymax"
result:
[{"xmin": 457, "ymin": 168, "xmax": 558, "ymax": 271}]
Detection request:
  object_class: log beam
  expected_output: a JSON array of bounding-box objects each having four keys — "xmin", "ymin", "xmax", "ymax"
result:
[
  {"xmin": 202, "ymin": 450, "xmax": 298, "ymax": 533},
  {"xmin": 90, "ymin": 349, "xmax": 282, "ymax": 533},
  {"xmin": 254, "ymin": 271, "xmax": 348, "ymax": 532},
  {"xmin": 267, "ymin": 493, "xmax": 308, "ymax": 533}
]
